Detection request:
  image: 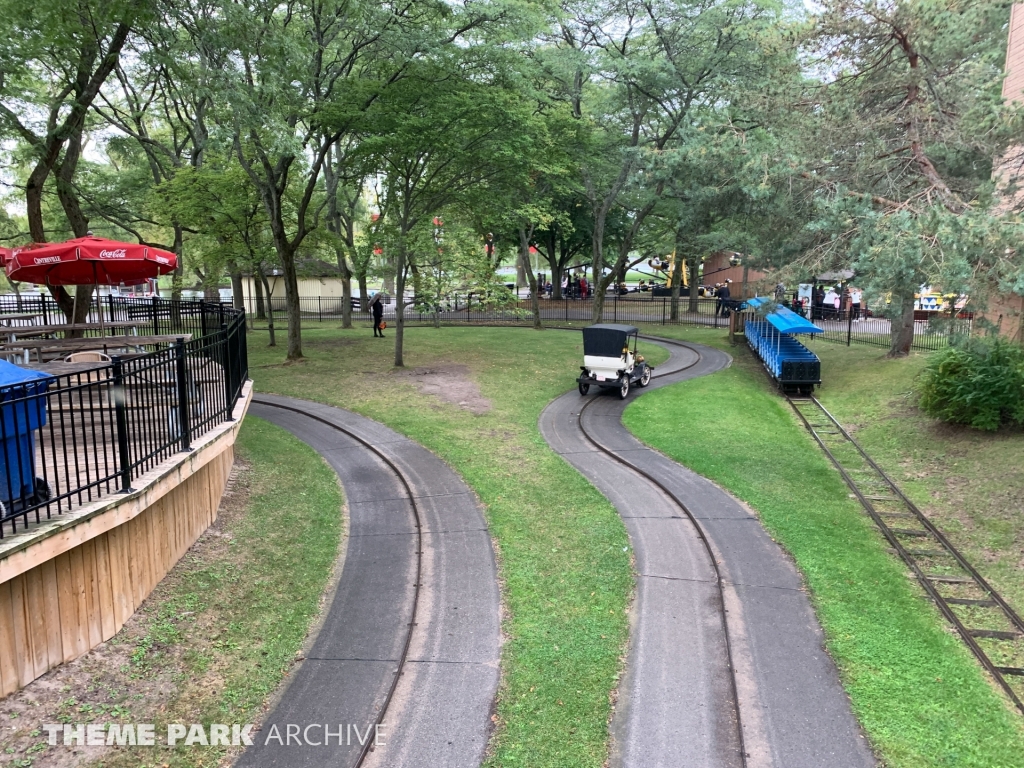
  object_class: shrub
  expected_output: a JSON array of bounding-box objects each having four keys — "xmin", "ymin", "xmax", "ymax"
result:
[{"xmin": 918, "ymin": 338, "xmax": 1024, "ymax": 431}]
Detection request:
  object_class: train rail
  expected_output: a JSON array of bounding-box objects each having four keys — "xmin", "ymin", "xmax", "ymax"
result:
[
  {"xmin": 787, "ymin": 395, "xmax": 1024, "ymax": 715},
  {"xmin": 251, "ymin": 398, "xmax": 424, "ymax": 767},
  {"xmin": 576, "ymin": 337, "xmax": 750, "ymax": 768}
]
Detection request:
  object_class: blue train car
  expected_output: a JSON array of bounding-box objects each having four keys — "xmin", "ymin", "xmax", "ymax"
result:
[{"xmin": 742, "ymin": 297, "xmax": 822, "ymax": 395}]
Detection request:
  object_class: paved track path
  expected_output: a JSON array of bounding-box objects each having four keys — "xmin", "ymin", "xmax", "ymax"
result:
[
  {"xmin": 539, "ymin": 338, "xmax": 876, "ymax": 768},
  {"xmin": 237, "ymin": 396, "xmax": 499, "ymax": 768}
]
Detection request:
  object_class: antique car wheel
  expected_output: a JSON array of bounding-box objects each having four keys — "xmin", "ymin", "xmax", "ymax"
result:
[
  {"xmin": 639, "ymin": 366, "xmax": 652, "ymax": 387},
  {"xmin": 618, "ymin": 375, "xmax": 630, "ymax": 400},
  {"xmin": 579, "ymin": 381, "xmax": 590, "ymax": 396}
]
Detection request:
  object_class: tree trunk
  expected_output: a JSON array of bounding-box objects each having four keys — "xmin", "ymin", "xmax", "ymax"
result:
[
  {"xmin": 358, "ymin": 275, "xmax": 368, "ymax": 313},
  {"xmin": 394, "ymin": 242, "xmax": 407, "ymax": 367},
  {"xmin": 516, "ymin": 255, "xmax": 527, "ymax": 291},
  {"xmin": 590, "ymin": 222, "xmax": 607, "ymax": 323},
  {"xmin": 170, "ymin": 225, "xmax": 183, "ymax": 325},
  {"xmin": 280, "ymin": 249, "xmax": 302, "ymax": 358},
  {"xmin": 333, "ymin": 244, "xmax": 352, "ymax": 328},
  {"xmin": 888, "ymin": 292, "xmax": 915, "ymax": 357},
  {"xmin": 518, "ymin": 226, "xmax": 541, "ymax": 329},
  {"xmin": 258, "ymin": 266, "xmax": 276, "ymax": 347},
  {"xmin": 670, "ymin": 236, "xmax": 684, "ymax": 322},
  {"xmin": 688, "ymin": 257, "xmax": 700, "ymax": 313},
  {"xmin": 227, "ymin": 261, "xmax": 245, "ymax": 311},
  {"xmin": 54, "ymin": 125, "xmax": 95, "ymax": 333},
  {"xmin": 253, "ymin": 274, "xmax": 266, "ymax": 320}
]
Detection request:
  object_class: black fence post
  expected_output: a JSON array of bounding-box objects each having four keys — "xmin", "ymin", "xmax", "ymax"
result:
[
  {"xmin": 662, "ymin": 298, "xmax": 666, "ymax": 325},
  {"xmin": 111, "ymin": 356, "xmax": 135, "ymax": 493},
  {"xmin": 175, "ymin": 338, "xmax": 193, "ymax": 452},
  {"xmin": 220, "ymin": 324, "xmax": 235, "ymax": 421},
  {"xmin": 318, "ymin": 295, "xmax": 322, "ymax": 322},
  {"xmin": 151, "ymin": 297, "xmax": 159, "ymax": 336},
  {"xmin": 846, "ymin": 308, "xmax": 853, "ymax": 346},
  {"xmin": 613, "ymin": 294, "xmax": 618, "ymax": 323}
]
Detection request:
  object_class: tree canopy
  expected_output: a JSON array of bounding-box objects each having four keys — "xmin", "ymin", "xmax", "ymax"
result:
[{"xmin": 0, "ymin": 0, "xmax": 1021, "ymax": 357}]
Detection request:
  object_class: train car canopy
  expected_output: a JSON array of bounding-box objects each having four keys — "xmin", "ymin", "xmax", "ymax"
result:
[{"xmin": 743, "ymin": 297, "xmax": 822, "ymax": 335}]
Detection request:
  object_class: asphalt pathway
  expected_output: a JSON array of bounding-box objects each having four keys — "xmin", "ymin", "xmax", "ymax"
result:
[
  {"xmin": 539, "ymin": 338, "xmax": 876, "ymax": 768},
  {"xmin": 237, "ymin": 396, "xmax": 499, "ymax": 768}
]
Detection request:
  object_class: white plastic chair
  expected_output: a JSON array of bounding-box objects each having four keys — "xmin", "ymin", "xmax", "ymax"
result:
[{"xmin": 64, "ymin": 351, "xmax": 112, "ymax": 364}]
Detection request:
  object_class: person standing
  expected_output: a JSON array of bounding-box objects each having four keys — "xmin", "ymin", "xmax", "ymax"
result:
[
  {"xmin": 850, "ymin": 286, "xmax": 863, "ymax": 322},
  {"xmin": 371, "ymin": 292, "xmax": 385, "ymax": 337},
  {"xmin": 717, "ymin": 280, "xmax": 731, "ymax": 316},
  {"xmin": 823, "ymin": 286, "xmax": 838, "ymax": 320}
]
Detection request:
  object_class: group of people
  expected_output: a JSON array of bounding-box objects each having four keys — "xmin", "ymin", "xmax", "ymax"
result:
[
  {"xmin": 802, "ymin": 284, "xmax": 864, "ymax": 321},
  {"xmin": 544, "ymin": 273, "xmax": 589, "ymax": 299}
]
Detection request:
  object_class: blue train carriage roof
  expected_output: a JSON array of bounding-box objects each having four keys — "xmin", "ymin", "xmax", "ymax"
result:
[{"xmin": 742, "ymin": 297, "xmax": 823, "ymax": 335}]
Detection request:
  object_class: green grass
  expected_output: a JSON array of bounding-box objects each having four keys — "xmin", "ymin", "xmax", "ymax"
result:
[
  {"xmin": 248, "ymin": 326, "xmax": 667, "ymax": 767},
  {"xmin": 803, "ymin": 338, "xmax": 1024, "ymax": 621},
  {"xmin": 91, "ymin": 418, "xmax": 343, "ymax": 767},
  {"xmin": 622, "ymin": 326, "xmax": 1024, "ymax": 767}
]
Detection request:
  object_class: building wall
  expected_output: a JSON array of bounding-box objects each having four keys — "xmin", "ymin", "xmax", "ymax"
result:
[
  {"xmin": 985, "ymin": 4, "xmax": 1024, "ymax": 342},
  {"xmin": 0, "ymin": 386, "xmax": 251, "ymax": 696},
  {"xmin": 239, "ymin": 277, "xmax": 351, "ymax": 304}
]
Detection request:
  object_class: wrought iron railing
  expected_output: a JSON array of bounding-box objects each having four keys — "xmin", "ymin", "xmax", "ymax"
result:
[{"xmin": 0, "ymin": 298, "xmax": 248, "ymax": 537}]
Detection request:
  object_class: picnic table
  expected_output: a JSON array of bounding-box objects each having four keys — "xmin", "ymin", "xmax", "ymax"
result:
[
  {"xmin": 2, "ymin": 333, "xmax": 191, "ymax": 363},
  {"xmin": 0, "ymin": 312, "xmax": 45, "ymax": 326},
  {"xmin": 0, "ymin": 320, "xmax": 140, "ymax": 339}
]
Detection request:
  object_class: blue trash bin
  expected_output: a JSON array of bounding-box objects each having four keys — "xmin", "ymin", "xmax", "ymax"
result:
[{"xmin": 0, "ymin": 360, "xmax": 53, "ymax": 508}]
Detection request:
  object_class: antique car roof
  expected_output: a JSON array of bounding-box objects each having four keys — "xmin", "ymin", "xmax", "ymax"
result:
[{"xmin": 583, "ymin": 323, "xmax": 639, "ymax": 335}]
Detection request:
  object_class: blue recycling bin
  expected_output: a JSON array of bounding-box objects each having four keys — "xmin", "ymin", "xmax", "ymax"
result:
[{"xmin": 0, "ymin": 360, "xmax": 53, "ymax": 506}]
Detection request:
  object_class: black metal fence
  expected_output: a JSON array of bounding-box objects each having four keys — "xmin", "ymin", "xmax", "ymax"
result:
[
  {"xmin": 244, "ymin": 290, "xmax": 976, "ymax": 352},
  {"xmin": 0, "ymin": 297, "xmax": 248, "ymax": 537},
  {"xmin": 805, "ymin": 306, "xmax": 973, "ymax": 352},
  {"xmin": 248, "ymin": 293, "xmax": 737, "ymax": 328}
]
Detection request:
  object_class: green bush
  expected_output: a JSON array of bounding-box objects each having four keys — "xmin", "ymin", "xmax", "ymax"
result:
[{"xmin": 918, "ymin": 338, "xmax": 1024, "ymax": 431}]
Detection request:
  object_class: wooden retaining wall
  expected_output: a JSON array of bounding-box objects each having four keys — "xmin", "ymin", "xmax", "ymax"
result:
[{"xmin": 0, "ymin": 383, "xmax": 250, "ymax": 697}]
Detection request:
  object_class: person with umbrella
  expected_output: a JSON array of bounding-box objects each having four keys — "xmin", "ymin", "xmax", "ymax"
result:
[{"xmin": 371, "ymin": 292, "xmax": 385, "ymax": 337}]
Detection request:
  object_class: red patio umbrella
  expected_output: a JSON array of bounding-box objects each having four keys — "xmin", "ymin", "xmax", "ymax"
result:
[
  {"xmin": 6, "ymin": 236, "xmax": 178, "ymax": 327},
  {"xmin": 6, "ymin": 235, "xmax": 177, "ymax": 286}
]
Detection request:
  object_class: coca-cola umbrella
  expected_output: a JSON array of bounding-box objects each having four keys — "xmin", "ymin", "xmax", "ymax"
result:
[{"xmin": 6, "ymin": 236, "xmax": 177, "ymax": 327}]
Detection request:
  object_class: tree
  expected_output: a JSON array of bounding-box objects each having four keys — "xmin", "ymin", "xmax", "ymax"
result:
[
  {"xmin": 360, "ymin": 63, "xmax": 535, "ymax": 365},
  {"xmin": 798, "ymin": 0, "xmax": 1024, "ymax": 355},
  {"xmin": 0, "ymin": 0, "xmax": 148, "ymax": 322},
  {"xmin": 543, "ymin": 0, "xmax": 783, "ymax": 321}
]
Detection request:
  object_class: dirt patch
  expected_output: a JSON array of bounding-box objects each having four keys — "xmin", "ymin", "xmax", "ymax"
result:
[
  {"xmin": 393, "ymin": 364, "xmax": 491, "ymax": 414},
  {"xmin": 0, "ymin": 459, "xmax": 252, "ymax": 768}
]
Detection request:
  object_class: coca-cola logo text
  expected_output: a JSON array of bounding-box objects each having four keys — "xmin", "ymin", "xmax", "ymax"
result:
[{"xmin": 99, "ymin": 249, "xmax": 128, "ymax": 259}]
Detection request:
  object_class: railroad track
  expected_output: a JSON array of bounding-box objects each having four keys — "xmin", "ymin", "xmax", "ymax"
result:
[
  {"xmin": 576, "ymin": 337, "xmax": 750, "ymax": 767},
  {"xmin": 251, "ymin": 398, "xmax": 424, "ymax": 768},
  {"xmin": 787, "ymin": 394, "xmax": 1024, "ymax": 714}
]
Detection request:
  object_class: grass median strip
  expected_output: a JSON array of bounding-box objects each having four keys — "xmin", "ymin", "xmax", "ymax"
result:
[
  {"xmin": 623, "ymin": 326, "xmax": 1024, "ymax": 767},
  {"xmin": 248, "ymin": 325, "xmax": 668, "ymax": 767}
]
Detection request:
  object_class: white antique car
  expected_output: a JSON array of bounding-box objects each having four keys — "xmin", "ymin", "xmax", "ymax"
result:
[{"xmin": 577, "ymin": 324, "xmax": 652, "ymax": 399}]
